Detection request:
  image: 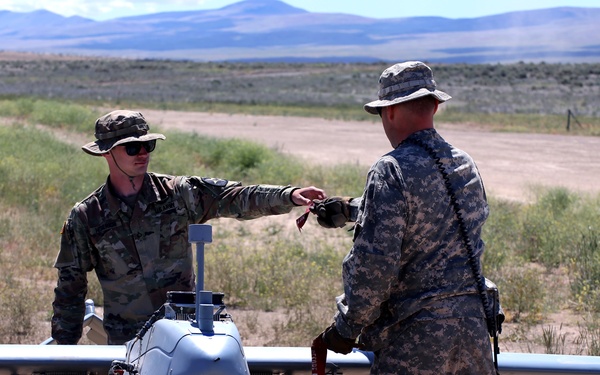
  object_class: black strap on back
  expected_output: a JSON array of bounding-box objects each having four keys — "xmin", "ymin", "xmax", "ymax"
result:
[{"xmin": 404, "ymin": 137, "xmax": 500, "ymax": 373}]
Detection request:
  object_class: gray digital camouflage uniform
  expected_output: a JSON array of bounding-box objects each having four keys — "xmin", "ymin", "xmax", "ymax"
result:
[
  {"xmin": 334, "ymin": 128, "xmax": 495, "ymax": 374},
  {"xmin": 52, "ymin": 172, "xmax": 298, "ymax": 345}
]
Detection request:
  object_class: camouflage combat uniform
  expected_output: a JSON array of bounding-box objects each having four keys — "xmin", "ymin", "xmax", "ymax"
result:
[
  {"xmin": 334, "ymin": 128, "xmax": 495, "ymax": 374},
  {"xmin": 52, "ymin": 172, "xmax": 298, "ymax": 345}
]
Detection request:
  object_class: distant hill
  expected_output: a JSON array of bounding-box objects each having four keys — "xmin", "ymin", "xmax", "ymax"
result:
[{"xmin": 0, "ymin": 0, "xmax": 599, "ymax": 63}]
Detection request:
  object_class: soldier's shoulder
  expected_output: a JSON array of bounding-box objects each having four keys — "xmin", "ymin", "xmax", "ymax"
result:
[
  {"xmin": 147, "ymin": 172, "xmax": 178, "ymax": 189},
  {"xmin": 73, "ymin": 184, "xmax": 106, "ymax": 211},
  {"xmin": 179, "ymin": 175, "xmax": 231, "ymax": 188},
  {"xmin": 149, "ymin": 172, "xmax": 175, "ymax": 180},
  {"xmin": 371, "ymin": 154, "xmax": 404, "ymax": 175}
]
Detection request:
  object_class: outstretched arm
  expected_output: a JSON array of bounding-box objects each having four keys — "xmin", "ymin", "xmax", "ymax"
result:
[{"xmin": 291, "ymin": 186, "xmax": 327, "ymax": 206}]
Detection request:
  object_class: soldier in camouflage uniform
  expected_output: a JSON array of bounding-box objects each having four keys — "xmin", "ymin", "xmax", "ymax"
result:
[
  {"xmin": 312, "ymin": 62, "xmax": 496, "ymax": 374},
  {"xmin": 51, "ymin": 110, "xmax": 326, "ymax": 345}
]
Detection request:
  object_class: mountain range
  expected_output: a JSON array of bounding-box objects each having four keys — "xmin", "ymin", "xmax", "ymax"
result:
[{"xmin": 1, "ymin": 0, "xmax": 599, "ymax": 63}]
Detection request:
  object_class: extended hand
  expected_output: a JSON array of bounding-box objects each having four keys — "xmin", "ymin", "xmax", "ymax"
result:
[
  {"xmin": 291, "ymin": 186, "xmax": 327, "ymax": 206},
  {"xmin": 310, "ymin": 196, "xmax": 352, "ymax": 228}
]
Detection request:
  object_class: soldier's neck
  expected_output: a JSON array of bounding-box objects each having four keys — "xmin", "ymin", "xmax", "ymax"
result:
[{"xmin": 108, "ymin": 173, "xmax": 144, "ymax": 198}]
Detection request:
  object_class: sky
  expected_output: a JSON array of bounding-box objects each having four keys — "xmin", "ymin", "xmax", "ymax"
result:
[{"xmin": 0, "ymin": 0, "xmax": 599, "ymax": 21}]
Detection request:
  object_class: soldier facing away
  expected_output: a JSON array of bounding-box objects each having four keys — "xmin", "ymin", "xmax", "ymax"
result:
[
  {"xmin": 312, "ymin": 61, "xmax": 497, "ymax": 374},
  {"xmin": 52, "ymin": 109, "xmax": 326, "ymax": 345}
]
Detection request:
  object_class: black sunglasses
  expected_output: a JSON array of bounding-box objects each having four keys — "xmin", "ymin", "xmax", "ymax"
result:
[{"xmin": 123, "ymin": 140, "xmax": 156, "ymax": 156}]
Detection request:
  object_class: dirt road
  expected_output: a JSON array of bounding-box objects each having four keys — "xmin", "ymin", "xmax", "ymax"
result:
[{"xmin": 142, "ymin": 110, "xmax": 600, "ymax": 202}]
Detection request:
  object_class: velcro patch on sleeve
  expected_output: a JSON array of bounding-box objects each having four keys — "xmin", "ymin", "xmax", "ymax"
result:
[{"xmin": 201, "ymin": 177, "xmax": 228, "ymax": 187}]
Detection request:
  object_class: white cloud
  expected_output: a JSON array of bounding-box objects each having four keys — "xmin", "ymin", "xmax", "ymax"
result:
[
  {"xmin": 0, "ymin": 0, "xmax": 108, "ymax": 17},
  {"xmin": 0, "ymin": 0, "xmax": 37, "ymax": 13},
  {"xmin": 0, "ymin": 0, "xmax": 227, "ymax": 19}
]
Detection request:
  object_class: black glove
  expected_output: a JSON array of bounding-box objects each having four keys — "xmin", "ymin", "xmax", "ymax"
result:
[
  {"xmin": 310, "ymin": 196, "xmax": 352, "ymax": 228},
  {"xmin": 318, "ymin": 323, "xmax": 356, "ymax": 354}
]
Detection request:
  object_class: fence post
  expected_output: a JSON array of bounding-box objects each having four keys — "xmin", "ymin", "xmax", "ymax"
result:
[{"xmin": 566, "ymin": 109, "xmax": 582, "ymax": 131}]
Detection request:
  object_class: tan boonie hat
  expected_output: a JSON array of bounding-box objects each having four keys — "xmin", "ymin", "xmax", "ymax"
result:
[
  {"xmin": 364, "ymin": 61, "xmax": 452, "ymax": 115},
  {"xmin": 82, "ymin": 110, "xmax": 165, "ymax": 156}
]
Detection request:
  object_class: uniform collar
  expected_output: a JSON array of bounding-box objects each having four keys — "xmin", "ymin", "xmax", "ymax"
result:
[{"xmin": 105, "ymin": 173, "xmax": 162, "ymax": 215}]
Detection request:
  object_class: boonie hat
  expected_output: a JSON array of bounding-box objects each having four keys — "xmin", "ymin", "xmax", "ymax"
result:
[
  {"xmin": 82, "ymin": 110, "xmax": 165, "ymax": 156},
  {"xmin": 364, "ymin": 61, "xmax": 452, "ymax": 115}
]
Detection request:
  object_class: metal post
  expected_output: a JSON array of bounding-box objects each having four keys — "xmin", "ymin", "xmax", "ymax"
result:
[{"xmin": 188, "ymin": 224, "xmax": 213, "ymax": 333}]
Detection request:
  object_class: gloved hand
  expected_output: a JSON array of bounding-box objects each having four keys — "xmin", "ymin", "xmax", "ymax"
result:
[
  {"xmin": 316, "ymin": 323, "xmax": 356, "ymax": 354},
  {"xmin": 310, "ymin": 196, "xmax": 352, "ymax": 228}
]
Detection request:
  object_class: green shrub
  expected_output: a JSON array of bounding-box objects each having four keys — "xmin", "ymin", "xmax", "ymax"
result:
[
  {"xmin": 152, "ymin": 131, "xmax": 306, "ymax": 184},
  {"xmin": 0, "ymin": 124, "xmax": 105, "ymax": 223},
  {"xmin": 204, "ymin": 236, "xmax": 343, "ymax": 310},
  {"xmin": 0, "ymin": 97, "xmax": 36, "ymax": 117},
  {"xmin": 570, "ymin": 228, "xmax": 600, "ymax": 311},
  {"xmin": 496, "ymin": 266, "xmax": 546, "ymax": 323},
  {"xmin": 575, "ymin": 314, "xmax": 600, "ymax": 356},
  {"xmin": 520, "ymin": 188, "xmax": 584, "ymax": 268},
  {"xmin": 482, "ymin": 198, "xmax": 522, "ymax": 272},
  {"xmin": 0, "ymin": 98, "xmax": 100, "ymax": 131},
  {"xmin": 30, "ymin": 100, "xmax": 100, "ymax": 131}
]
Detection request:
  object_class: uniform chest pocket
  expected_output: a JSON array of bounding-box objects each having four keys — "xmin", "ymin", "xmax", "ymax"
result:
[
  {"xmin": 94, "ymin": 235, "xmax": 141, "ymax": 281},
  {"xmin": 156, "ymin": 205, "xmax": 189, "ymax": 259}
]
